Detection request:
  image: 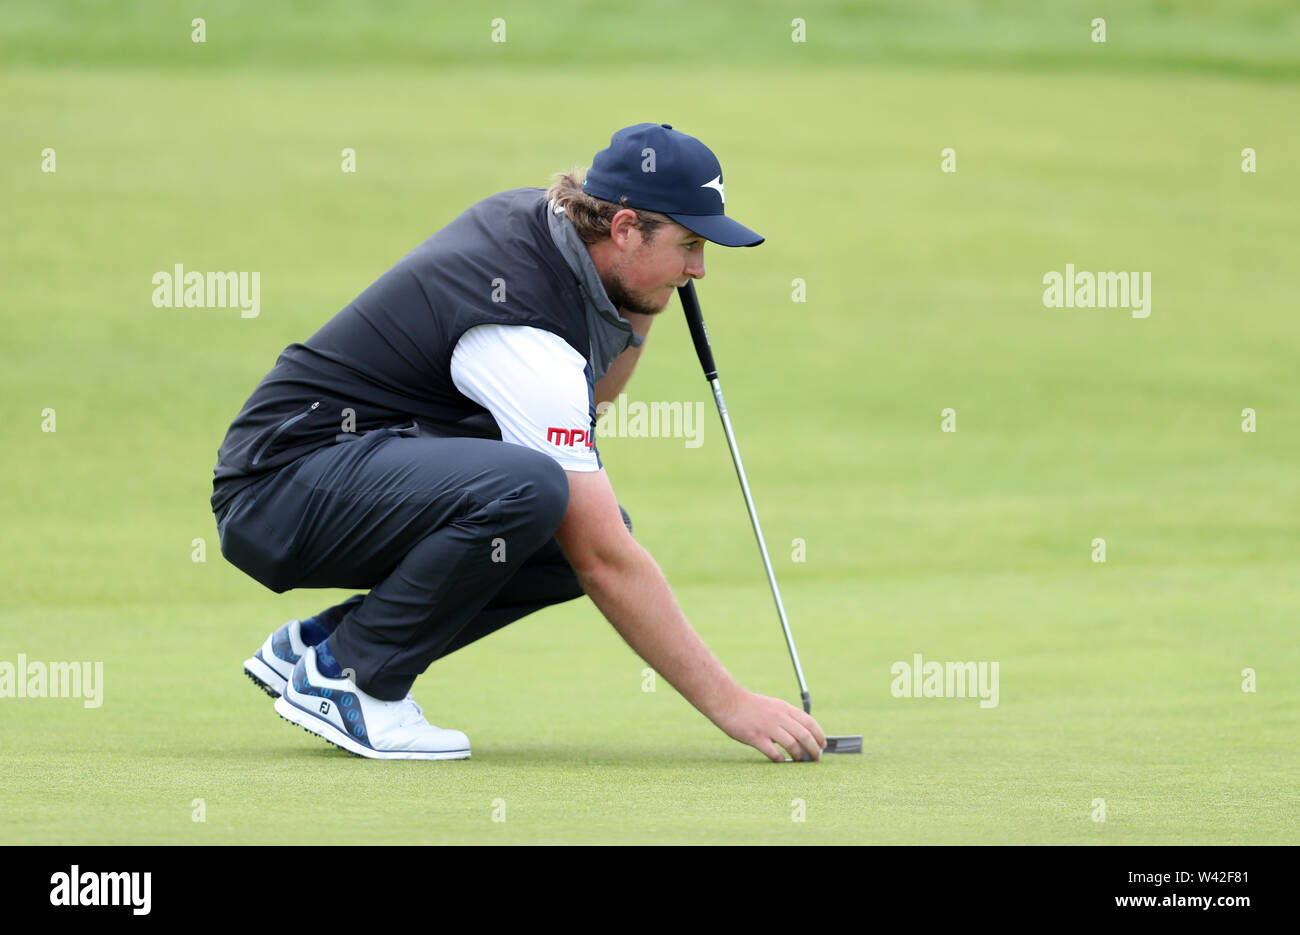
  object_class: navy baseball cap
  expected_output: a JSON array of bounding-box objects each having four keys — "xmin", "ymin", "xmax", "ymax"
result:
[{"xmin": 583, "ymin": 123, "xmax": 764, "ymax": 247}]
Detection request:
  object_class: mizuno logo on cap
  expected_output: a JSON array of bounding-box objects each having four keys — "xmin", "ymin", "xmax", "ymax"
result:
[{"xmin": 700, "ymin": 175, "xmax": 725, "ymax": 204}]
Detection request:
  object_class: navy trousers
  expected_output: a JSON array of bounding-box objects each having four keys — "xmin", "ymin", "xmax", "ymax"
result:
[{"xmin": 216, "ymin": 426, "xmax": 628, "ymax": 700}]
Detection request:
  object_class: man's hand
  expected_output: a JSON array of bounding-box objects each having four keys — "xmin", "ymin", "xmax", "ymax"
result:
[
  {"xmin": 556, "ymin": 468, "xmax": 829, "ymax": 762},
  {"xmin": 711, "ymin": 689, "xmax": 828, "ymax": 763}
]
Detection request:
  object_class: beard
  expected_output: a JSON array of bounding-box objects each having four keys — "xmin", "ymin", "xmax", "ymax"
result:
[{"xmin": 600, "ymin": 267, "xmax": 672, "ymax": 318}]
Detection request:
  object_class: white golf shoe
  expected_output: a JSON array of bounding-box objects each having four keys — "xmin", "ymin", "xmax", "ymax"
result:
[
  {"xmin": 243, "ymin": 619, "xmax": 312, "ymax": 698},
  {"xmin": 274, "ymin": 647, "xmax": 471, "ymax": 760}
]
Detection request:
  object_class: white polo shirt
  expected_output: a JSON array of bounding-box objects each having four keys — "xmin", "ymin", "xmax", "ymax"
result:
[{"xmin": 451, "ymin": 323, "xmax": 602, "ymax": 472}]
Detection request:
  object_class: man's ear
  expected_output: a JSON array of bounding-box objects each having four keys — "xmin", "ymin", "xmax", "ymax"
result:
[{"xmin": 608, "ymin": 208, "xmax": 641, "ymax": 250}]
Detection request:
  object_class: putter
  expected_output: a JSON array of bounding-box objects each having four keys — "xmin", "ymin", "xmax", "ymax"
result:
[{"xmin": 678, "ymin": 282, "xmax": 862, "ymax": 757}]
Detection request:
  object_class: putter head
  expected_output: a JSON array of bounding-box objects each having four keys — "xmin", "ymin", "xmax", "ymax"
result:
[
  {"xmin": 824, "ymin": 735, "xmax": 863, "ymax": 754},
  {"xmin": 789, "ymin": 734, "xmax": 863, "ymax": 760}
]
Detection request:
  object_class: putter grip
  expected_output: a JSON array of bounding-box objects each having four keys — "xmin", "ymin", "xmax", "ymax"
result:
[{"xmin": 677, "ymin": 282, "xmax": 718, "ymax": 381}]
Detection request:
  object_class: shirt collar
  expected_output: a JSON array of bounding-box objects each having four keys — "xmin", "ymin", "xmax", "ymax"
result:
[{"xmin": 546, "ymin": 198, "xmax": 644, "ymax": 382}]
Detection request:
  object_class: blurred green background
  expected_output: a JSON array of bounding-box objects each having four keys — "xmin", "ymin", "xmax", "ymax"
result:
[{"xmin": 1, "ymin": 1, "xmax": 1296, "ymax": 844}]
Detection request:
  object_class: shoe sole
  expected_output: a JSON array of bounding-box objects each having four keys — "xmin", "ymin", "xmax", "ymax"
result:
[
  {"xmin": 273, "ymin": 694, "xmax": 471, "ymax": 761},
  {"xmin": 244, "ymin": 653, "xmax": 289, "ymax": 699}
]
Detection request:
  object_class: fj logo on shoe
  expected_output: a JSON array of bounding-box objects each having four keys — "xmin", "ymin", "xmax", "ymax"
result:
[{"xmin": 319, "ymin": 701, "xmax": 331, "ymax": 715}]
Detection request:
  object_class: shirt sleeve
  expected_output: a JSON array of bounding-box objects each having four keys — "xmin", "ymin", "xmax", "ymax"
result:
[{"xmin": 450, "ymin": 323, "xmax": 602, "ymax": 472}]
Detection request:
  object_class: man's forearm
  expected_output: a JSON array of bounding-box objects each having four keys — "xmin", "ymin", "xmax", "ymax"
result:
[{"xmin": 577, "ymin": 541, "xmax": 742, "ymax": 723}]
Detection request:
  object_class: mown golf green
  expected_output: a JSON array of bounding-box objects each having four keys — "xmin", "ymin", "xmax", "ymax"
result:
[{"xmin": 2, "ymin": 1, "xmax": 1297, "ymax": 844}]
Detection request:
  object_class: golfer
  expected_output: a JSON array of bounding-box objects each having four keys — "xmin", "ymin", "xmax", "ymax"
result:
[{"xmin": 212, "ymin": 123, "xmax": 827, "ymax": 762}]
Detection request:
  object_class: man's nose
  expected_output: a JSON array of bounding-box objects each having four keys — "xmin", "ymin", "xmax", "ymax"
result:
[{"xmin": 685, "ymin": 249, "xmax": 706, "ymax": 280}]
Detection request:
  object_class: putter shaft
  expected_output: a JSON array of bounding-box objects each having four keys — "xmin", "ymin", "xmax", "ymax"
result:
[{"xmin": 706, "ymin": 375, "xmax": 812, "ymax": 715}]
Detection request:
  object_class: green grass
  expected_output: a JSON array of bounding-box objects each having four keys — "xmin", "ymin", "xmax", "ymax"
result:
[
  {"xmin": 1, "ymin": 2, "xmax": 1297, "ymax": 844},
  {"xmin": 3, "ymin": 0, "xmax": 1299, "ymax": 79}
]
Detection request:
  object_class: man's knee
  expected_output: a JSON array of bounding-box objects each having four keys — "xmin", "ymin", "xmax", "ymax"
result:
[
  {"xmin": 536, "ymin": 457, "xmax": 570, "ymax": 530},
  {"xmin": 217, "ymin": 496, "xmax": 298, "ymax": 593},
  {"xmin": 498, "ymin": 447, "xmax": 569, "ymax": 535},
  {"xmin": 513, "ymin": 457, "xmax": 631, "ymax": 540}
]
